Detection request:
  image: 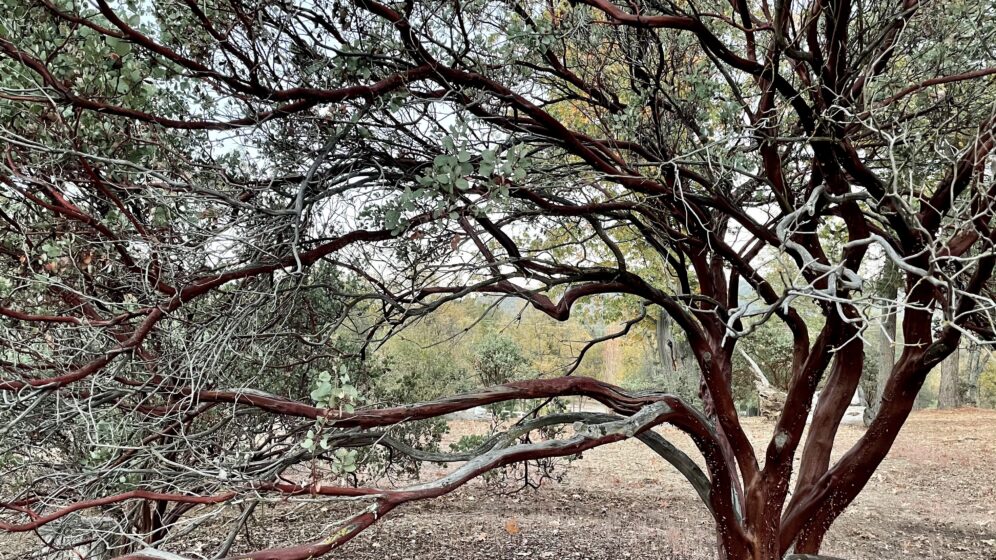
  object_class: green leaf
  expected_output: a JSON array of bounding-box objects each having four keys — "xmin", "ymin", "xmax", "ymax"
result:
[
  {"xmin": 41, "ymin": 243, "xmax": 62, "ymax": 258},
  {"xmin": 152, "ymin": 206, "xmax": 169, "ymax": 226},
  {"xmin": 106, "ymin": 36, "xmax": 132, "ymax": 56},
  {"xmin": 384, "ymin": 208, "xmax": 400, "ymax": 229}
]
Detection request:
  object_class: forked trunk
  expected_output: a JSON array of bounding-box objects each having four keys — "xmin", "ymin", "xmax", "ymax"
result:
[{"xmin": 716, "ymin": 527, "xmax": 818, "ymax": 560}]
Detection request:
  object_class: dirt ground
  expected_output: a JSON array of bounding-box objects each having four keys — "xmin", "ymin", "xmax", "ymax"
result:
[
  {"xmin": 4, "ymin": 409, "xmax": 995, "ymax": 559},
  {"xmin": 329, "ymin": 408, "xmax": 996, "ymax": 560}
]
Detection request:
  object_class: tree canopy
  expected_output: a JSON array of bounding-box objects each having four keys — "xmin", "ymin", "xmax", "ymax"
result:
[{"xmin": 2, "ymin": 0, "xmax": 996, "ymax": 558}]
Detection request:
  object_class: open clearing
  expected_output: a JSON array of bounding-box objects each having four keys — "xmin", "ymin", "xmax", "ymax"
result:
[
  {"xmin": 5, "ymin": 409, "xmax": 995, "ymax": 559},
  {"xmin": 318, "ymin": 409, "xmax": 996, "ymax": 560}
]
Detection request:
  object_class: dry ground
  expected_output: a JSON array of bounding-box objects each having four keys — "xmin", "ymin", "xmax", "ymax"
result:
[
  {"xmin": 4, "ymin": 409, "xmax": 995, "ymax": 559},
  {"xmin": 227, "ymin": 408, "xmax": 996, "ymax": 560}
]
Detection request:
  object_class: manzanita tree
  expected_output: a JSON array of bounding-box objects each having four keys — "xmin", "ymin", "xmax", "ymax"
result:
[{"xmin": 2, "ymin": 0, "xmax": 996, "ymax": 558}]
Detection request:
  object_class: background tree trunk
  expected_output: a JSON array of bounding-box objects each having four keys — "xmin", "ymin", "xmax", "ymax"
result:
[
  {"xmin": 739, "ymin": 348, "xmax": 785, "ymax": 420},
  {"xmin": 869, "ymin": 262, "xmax": 900, "ymax": 423},
  {"xmin": 938, "ymin": 346, "xmax": 961, "ymax": 409},
  {"xmin": 963, "ymin": 343, "xmax": 988, "ymax": 407},
  {"xmin": 656, "ymin": 309, "xmax": 697, "ymax": 401}
]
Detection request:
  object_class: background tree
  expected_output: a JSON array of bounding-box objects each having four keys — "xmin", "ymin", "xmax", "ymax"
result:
[
  {"xmin": 962, "ymin": 341, "xmax": 990, "ymax": 406},
  {"xmin": 868, "ymin": 261, "xmax": 901, "ymax": 421},
  {"xmin": 3, "ymin": 1, "xmax": 996, "ymax": 560},
  {"xmin": 473, "ymin": 333, "xmax": 527, "ymax": 387},
  {"xmin": 938, "ymin": 346, "xmax": 962, "ymax": 409}
]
